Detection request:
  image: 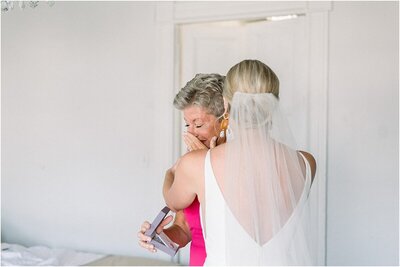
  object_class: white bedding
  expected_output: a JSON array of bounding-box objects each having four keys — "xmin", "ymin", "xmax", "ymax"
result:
[{"xmin": 1, "ymin": 243, "xmax": 105, "ymax": 266}]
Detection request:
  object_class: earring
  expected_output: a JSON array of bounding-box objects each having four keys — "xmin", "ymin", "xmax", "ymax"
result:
[{"xmin": 219, "ymin": 113, "xmax": 229, "ymax": 143}]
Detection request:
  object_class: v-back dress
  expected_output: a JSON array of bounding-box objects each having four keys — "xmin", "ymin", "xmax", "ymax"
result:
[{"xmin": 201, "ymin": 150, "xmax": 312, "ymax": 265}]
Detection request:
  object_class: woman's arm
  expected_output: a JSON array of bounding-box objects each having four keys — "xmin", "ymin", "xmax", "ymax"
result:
[
  {"xmin": 139, "ymin": 134, "xmax": 209, "ymax": 253},
  {"xmin": 163, "ymin": 150, "xmax": 205, "ymax": 211}
]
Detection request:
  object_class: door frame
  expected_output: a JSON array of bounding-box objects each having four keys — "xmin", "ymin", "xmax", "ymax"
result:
[{"xmin": 155, "ymin": 2, "xmax": 331, "ymax": 265}]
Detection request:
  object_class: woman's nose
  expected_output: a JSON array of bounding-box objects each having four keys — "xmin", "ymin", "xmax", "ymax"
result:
[{"xmin": 187, "ymin": 126, "xmax": 195, "ymax": 135}]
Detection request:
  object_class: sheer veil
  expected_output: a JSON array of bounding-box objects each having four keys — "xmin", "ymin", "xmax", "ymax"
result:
[{"xmin": 217, "ymin": 92, "xmax": 317, "ymax": 265}]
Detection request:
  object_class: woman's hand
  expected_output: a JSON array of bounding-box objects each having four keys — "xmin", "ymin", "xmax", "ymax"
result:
[
  {"xmin": 210, "ymin": 136, "xmax": 218, "ymax": 149},
  {"xmin": 183, "ymin": 132, "xmax": 208, "ymax": 151},
  {"xmin": 183, "ymin": 132, "xmax": 218, "ymax": 151},
  {"xmin": 137, "ymin": 215, "xmax": 173, "ymax": 253}
]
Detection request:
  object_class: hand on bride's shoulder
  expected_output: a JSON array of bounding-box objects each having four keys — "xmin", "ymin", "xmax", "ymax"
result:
[{"xmin": 210, "ymin": 136, "xmax": 218, "ymax": 149}]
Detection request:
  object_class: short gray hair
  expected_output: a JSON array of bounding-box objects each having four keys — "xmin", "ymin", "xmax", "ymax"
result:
[{"xmin": 173, "ymin": 73, "xmax": 225, "ymax": 119}]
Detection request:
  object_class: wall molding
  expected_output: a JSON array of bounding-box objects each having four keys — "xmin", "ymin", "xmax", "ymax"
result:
[{"xmin": 156, "ymin": 1, "xmax": 332, "ymax": 24}]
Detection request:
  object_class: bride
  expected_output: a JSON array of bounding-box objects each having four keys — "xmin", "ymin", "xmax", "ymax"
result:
[{"xmin": 163, "ymin": 59, "xmax": 317, "ymax": 265}]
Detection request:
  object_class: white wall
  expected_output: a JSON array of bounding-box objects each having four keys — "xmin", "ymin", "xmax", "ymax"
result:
[
  {"xmin": 327, "ymin": 1, "xmax": 398, "ymax": 265},
  {"xmin": 1, "ymin": 1, "xmax": 174, "ymax": 261}
]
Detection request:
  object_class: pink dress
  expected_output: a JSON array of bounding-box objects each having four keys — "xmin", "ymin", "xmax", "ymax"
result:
[{"xmin": 183, "ymin": 196, "xmax": 207, "ymax": 266}]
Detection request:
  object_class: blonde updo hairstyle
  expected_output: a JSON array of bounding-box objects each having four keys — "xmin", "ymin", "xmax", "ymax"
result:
[{"xmin": 224, "ymin": 59, "xmax": 280, "ymax": 102}]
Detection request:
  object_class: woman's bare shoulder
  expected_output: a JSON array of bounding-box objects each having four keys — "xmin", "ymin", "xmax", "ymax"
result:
[
  {"xmin": 210, "ymin": 143, "xmax": 226, "ymax": 155},
  {"xmin": 183, "ymin": 148, "xmax": 208, "ymax": 160},
  {"xmin": 178, "ymin": 149, "xmax": 208, "ymax": 173}
]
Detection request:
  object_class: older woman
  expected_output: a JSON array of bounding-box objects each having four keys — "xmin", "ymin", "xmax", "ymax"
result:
[{"xmin": 138, "ymin": 73, "xmax": 227, "ymax": 266}]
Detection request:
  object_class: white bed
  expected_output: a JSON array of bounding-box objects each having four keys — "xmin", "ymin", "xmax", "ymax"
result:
[{"xmin": 1, "ymin": 243, "xmax": 176, "ymax": 266}]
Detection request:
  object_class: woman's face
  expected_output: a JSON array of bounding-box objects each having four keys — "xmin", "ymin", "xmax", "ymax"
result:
[{"xmin": 183, "ymin": 105, "xmax": 220, "ymax": 148}]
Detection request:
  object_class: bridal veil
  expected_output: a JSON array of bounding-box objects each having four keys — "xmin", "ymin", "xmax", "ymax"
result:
[{"xmin": 214, "ymin": 60, "xmax": 318, "ymax": 265}]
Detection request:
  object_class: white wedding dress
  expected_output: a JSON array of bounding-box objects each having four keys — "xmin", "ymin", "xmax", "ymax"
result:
[{"xmin": 201, "ymin": 150, "xmax": 313, "ymax": 266}]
